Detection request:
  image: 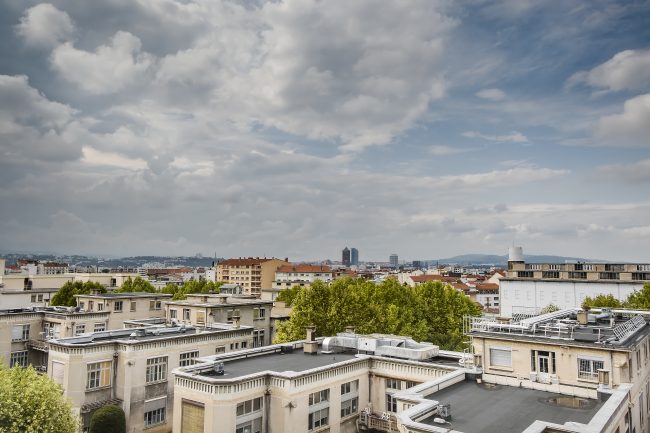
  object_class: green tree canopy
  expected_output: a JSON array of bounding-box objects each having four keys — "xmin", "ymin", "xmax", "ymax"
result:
[
  {"xmin": 51, "ymin": 281, "xmax": 107, "ymax": 307},
  {"xmin": 275, "ymin": 285, "xmax": 303, "ymax": 306},
  {"xmin": 115, "ymin": 276, "xmax": 156, "ymax": 293},
  {"xmin": 539, "ymin": 304, "xmax": 560, "ymax": 314},
  {"xmin": 625, "ymin": 283, "xmax": 650, "ymax": 309},
  {"xmin": 89, "ymin": 405, "xmax": 125, "ymax": 433},
  {"xmin": 162, "ymin": 280, "xmax": 222, "ymax": 300},
  {"xmin": 582, "ymin": 294, "xmax": 623, "ymax": 308},
  {"xmin": 274, "ymin": 278, "xmax": 481, "ymax": 351},
  {"xmin": 0, "ymin": 365, "xmax": 78, "ymax": 433}
]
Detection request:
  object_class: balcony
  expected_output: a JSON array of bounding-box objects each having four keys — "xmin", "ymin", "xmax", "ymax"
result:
[
  {"xmin": 358, "ymin": 412, "xmax": 399, "ymax": 432},
  {"xmin": 27, "ymin": 340, "xmax": 49, "ymax": 352}
]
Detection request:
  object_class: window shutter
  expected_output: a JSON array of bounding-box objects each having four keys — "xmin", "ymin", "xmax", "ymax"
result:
[{"xmin": 490, "ymin": 348, "xmax": 512, "ymax": 367}]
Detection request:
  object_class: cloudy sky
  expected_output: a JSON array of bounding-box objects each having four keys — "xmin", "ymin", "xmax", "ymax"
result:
[{"xmin": 1, "ymin": 0, "xmax": 649, "ymax": 262}]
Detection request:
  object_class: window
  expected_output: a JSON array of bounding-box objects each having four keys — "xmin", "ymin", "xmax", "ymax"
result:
[
  {"xmin": 385, "ymin": 378, "xmax": 401, "ymax": 390},
  {"xmin": 75, "ymin": 324, "xmax": 86, "ymax": 336},
  {"xmin": 309, "ymin": 389, "xmax": 329, "ymax": 405},
  {"xmin": 180, "ymin": 351, "xmax": 199, "ymax": 367},
  {"xmin": 341, "ymin": 380, "xmax": 359, "ymax": 418},
  {"xmin": 254, "ymin": 308, "xmax": 266, "ymax": 320},
  {"xmin": 146, "ymin": 356, "xmax": 168, "ymax": 383},
  {"xmin": 386, "ymin": 393, "xmax": 397, "ymax": 412},
  {"xmin": 531, "ymin": 350, "xmax": 556, "ymax": 374},
  {"xmin": 86, "ymin": 361, "xmax": 111, "ymax": 389},
  {"xmin": 10, "ymin": 351, "xmax": 28, "ymax": 368},
  {"xmin": 542, "ymin": 271, "xmax": 560, "ymax": 279},
  {"xmin": 242, "ymin": 341, "xmax": 248, "ymax": 349},
  {"xmin": 88, "ymin": 301, "xmax": 94, "ymax": 311},
  {"xmin": 170, "ymin": 309, "xmax": 177, "ymax": 319},
  {"xmin": 235, "ymin": 397, "xmax": 263, "ymax": 433},
  {"xmin": 517, "ymin": 271, "xmax": 533, "ymax": 278},
  {"xmin": 94, "ymin": 323, "xmax": 106, "ymax": 332},
  {"xmin": 308, "ymin": 408, "xmax": 329, "ymax": 431},
  {"xmin": 144, "ymin": 407, "xmax": 166, "ymax": 427},
  {"xmin": 98, "ymin": 303, "xmax": 104, "ymax": 311},
  {"xmin": 577, "ymin": 357, "xmax": 604, "ymax": 381},
  {"xmin": 341, "ymin": 397, "xmax": 358, "ymax": 417},
  {"xmin": 215, "ymin": 346, "xmax": 226, "ymax": 354},
  {"xmin": 489, "ymin": 347, "xmax": 512, "ymax": 368},
  {"xmin": 31, "ymin": 294, "xmax": 36, "ymax": 302},
  {"xmin": 150, "ymin": 300, "xmax": 162, "ymax": 310},
  {"xmin": 253, "ymin": 330, "xmax": 265, "ymax": 348},
  {"xmin": 11, "ymin": 324, "xmax": 30, "ymax": 341},
  {"xmin": 183, "ymin": 309, "xmax": 191, "ymax": 320},
  {"xmin": 341, "ymin": 379, "xmax": 359, "ymax": 395},
  {"xmin": 406, "ymin": 381, "xmax": 419, "ymax": 389},
  {"xmin": 114, "ymin": 301, "xmax": 123, "ymax": 312},
  {"xmin": 38, "ymin": 294, "xmax": 43, "ymax": 302},
  {"xmin": 236, "ymin": 397, "xmax": 262, "ymax": 416},
  {"xmin": 130, "ymin": 301, "xmax": 137, "ymax": 312},
  {"xmin": 196, "ymin": 311, "xmax": 205, "ymax": 326}
]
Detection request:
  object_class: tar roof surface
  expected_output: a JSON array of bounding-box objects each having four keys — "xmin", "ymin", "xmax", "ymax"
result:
[
  {"xmin": 423, "ymin": 380, "xmax": 606, "ymax": 433},
  {"xmin": 201, "ymin": 350, "xmax": 360, "ymax": 379}
]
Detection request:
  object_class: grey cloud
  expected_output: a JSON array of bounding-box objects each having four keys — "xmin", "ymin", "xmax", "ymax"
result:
[
  {"xmin": 16, "ymin": 3, "xmax": 74, "ymax": 49},
  {"xmin": 567, "ymin": 49, "xmax": 650, "ymax": 94},
  {"xmin": 596, "ymin": 159, "xmax": 650, "ymax": 183}
]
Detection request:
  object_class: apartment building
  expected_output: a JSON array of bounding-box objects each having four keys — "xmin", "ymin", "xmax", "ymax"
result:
[
  {"xmin": 263, "ymin": 264, "xmax": 333, "ymax": 301},
  {"xmin": 467, "ymin": 307, "xmax": 650, "ymax": 433},
  {"xmin": 171, "ymin": 331, "xmax": 459, "ymax": 433},
  {"xmin": 0, "ymin": 270, "xmax": 138, "ymax": 309},
  {"xmin": 171, "ymin": 318, "xmax": 650, "ymax": 433},
  {"xmin": 500, "ymin": 247, "xmax": 650, "ymax": 317},
  {"xmin": 217, "ymin": 258, "xmax": 288, "ymax": 296},
  {"xmin": 48, "ymin": 323, "xmax": 254, "ymax": 432},
  {"xmin": 75, "ymin": 292, "xmax": 171, "ymax": 329},
  {"xmin": 164, "ymin": 294, "xmax": 273, "ymax": 347}
]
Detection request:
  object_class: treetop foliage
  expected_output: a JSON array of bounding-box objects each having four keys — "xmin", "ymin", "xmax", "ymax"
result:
[
  {"xmin": 274, "ymin": 278, "xmax": 481, "ymax": 351},
  {"xmin": 51, "ymin": 280, "xmax": 106, "ymax": 307},
  {"xmin": 582, "ymin": 284, "xmax": 650, "ymax": 309},
  {"xmin": 162, "ymin": 280, "xmax": 222, "ymax": 300},
  {"xmin": 115, "ymin": 276, "xmax": 157, "ymax": 293},
  {"xmin": 0, "ymin": 365, "xmax": 78, "ymax": 433},
  {"xmin": 275, "ymin": 285, "xmax": 301, "ymax": 306}
]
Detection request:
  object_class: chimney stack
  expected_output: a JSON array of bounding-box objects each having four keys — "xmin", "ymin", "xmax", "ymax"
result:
[
  {"xmin": 232, "ymin": 316, "xmax": 240, "ymax": 329},
  {"xmin": 304, "ymin": 326, "xmax": 318, "ymax": 355}
]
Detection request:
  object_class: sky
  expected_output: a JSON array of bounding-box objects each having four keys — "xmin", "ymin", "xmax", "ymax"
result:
[{"xmin": 1, "ymin": 0, "xmax": 649, "ymax": 262}]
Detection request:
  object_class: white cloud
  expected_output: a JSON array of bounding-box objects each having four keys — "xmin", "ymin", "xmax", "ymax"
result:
[
  {"xmin": 16, "ymin": 3, "xmax": 75, "ymax": 49},
  {"xmin": 568, "ymin": 50, "xmax": 650, "ymax": 94},
  {"xmin": 81, "ymin": 147, "xmax": 147, "ymax": 170},
  {"xmin": 430, "ymin": 145, "xmax": 474, "ymax": 156},
  {"xmin": 596, "ymin": 159, "xmax": 650, "ymax": 183},
  {"xmin": 50, "ymin": 31, "xmax": 155, "ymax": 95},
  {"xmin": 462, "ymin": 130, "xmax": 528, "ymax": 143},
  {"xmin": 476, "ymin": 88, "xmax": 506, "ymax": 101},
  {"xmin": 594, "ymin": 93, "xmax": 650, "ymax": 147}
]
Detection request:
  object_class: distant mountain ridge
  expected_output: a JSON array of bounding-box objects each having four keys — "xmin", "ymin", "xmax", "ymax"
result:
[{"xmin": 431, "ymin": 253, "xmax": 598, "ymax": 266}]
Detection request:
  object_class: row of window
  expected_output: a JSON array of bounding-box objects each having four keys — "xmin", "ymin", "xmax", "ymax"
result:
[
  {"xmin": 489, "ymin": 347, "xmax": 605, "ymax": 381},
  {"xmin": 78, "ymin": 300, "xmax": 162, "ymax": 312}
]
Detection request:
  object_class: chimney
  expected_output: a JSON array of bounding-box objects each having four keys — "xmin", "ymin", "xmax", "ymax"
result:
[
  {"xmin": 232, "ymin": 316, "xmax": 240, "ymax": 329},
  {"xmin": 304, "ymin": 326, "xmax": 318, "ymax": 355}
]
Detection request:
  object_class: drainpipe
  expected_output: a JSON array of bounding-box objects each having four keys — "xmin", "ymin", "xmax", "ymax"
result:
[
  {"xmin": 264, "ymin": 383, "xmax": 271, "ymax": 433},
  {"xmin": 112, "ymin": 351, "xmax": 119, "ymax": 400}
]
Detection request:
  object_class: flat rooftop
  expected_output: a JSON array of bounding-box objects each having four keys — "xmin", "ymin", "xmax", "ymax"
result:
[
  {"xmin": 423, "ymin": 380, "xmax": 606, "ymax": 433},
  {"xmin": 197, "ymin": 349, "xmax": 360, "ymax": 379}
]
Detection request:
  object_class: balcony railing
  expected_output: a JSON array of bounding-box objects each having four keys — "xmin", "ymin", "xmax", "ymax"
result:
[
  {"xmin": 27, "ymin": 339, "xmax": 49, "ymax": 352},
  {"xmin": 359, "ymin": 412, "xmax": 399, "ymax": 432}
]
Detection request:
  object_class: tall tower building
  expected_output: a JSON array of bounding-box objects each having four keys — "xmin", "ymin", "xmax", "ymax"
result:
[
  {"xmin": 342, "ymin": 247, "xmax": 351, "ymax": 267},
  {"xmin": 350, "ymin": 248, "xmax": 359, "ymax": 266},
  {"xmin": 389, "ymin": 253, "xmax": 399, "ymax": 268}
]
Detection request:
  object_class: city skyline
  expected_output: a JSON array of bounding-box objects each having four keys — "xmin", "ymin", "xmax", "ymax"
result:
[{"xmin": 1, "ymin": 1, "xmax": 649, "ymax": 261}]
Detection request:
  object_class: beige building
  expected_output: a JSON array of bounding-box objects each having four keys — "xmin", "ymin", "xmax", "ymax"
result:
[
  {"xmin": 75, "ymin": 292, "xmax": 171, "ymax": 329},
  {"xmin": 217, "ymin": 258, "xmax": 288, "ymax": 296},
  {"xmin": 263, "ymin": 264, "xmax": 333, "ymax": 301},
  {"xmin": 0, "ymin": 271, "xmax": 138, "ymax": 309},
  {"xmin": 171, "ymin": 312, "xmax": 650, "ymax": 433},
  {"xmin": 164, "ymin": 294, "xmax": 273, "ymax": 347},
  {"xmin": 48, "ymin": 323, "xmax": 254, "ymax": 432}
]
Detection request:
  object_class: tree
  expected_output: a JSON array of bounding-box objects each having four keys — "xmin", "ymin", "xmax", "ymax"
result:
[
  {"xmin": 0, "ymin": 365, "xmax": 78, "ymax": 433},
  {"xmin": 275, "ymin": 285, "xmax": 302, "ymax": 306},
  {"xmin": 274, "ymin": 278, "xmax": 481, "ymax": 351},
  {"xmin": 162, "ymin": 280, "xmax": 222, "ymax": 300},
  {"xmin": 51, "ymin": 281, "xmax": 107, "ymax": 307},
  {"xmin": 89, "ymin": 405, "xmax": 126, "ymax": 433},
  {"xmin": 582, "ymin": 294, "xmax": 623, "ymax": 308},
  {"xmin": 625, "ymin": 283, "xmax": 650, "ymax": 309},
  {"xmin": 539, "ymin": 304, "xmax": 560, "ymax": 314},
  {"xmin": 116, "ymin": 276, "xmax": 156, "ymax": 293}
]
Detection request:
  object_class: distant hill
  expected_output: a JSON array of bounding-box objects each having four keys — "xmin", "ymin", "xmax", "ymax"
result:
[{"xmin": 431, "ymin": 253, "xmax": 597, "ymax": 266}]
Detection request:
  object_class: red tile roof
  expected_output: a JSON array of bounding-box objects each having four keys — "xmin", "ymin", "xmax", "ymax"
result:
[
  {"xmin": 475, "ymin": 283, "xmax": 499, "ymax": 292},
  {"xmin": 219, "ymin": 258, "xmax": 277, "ymax": 266}
]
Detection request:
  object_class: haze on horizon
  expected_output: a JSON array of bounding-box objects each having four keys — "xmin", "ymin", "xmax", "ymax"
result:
[{"xmin": 1, "ymin": 0, "xmax": 649, "ymax": 262}]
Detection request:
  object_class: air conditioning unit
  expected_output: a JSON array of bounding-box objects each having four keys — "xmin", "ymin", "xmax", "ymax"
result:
[{"xmin": 529, "ymin": 372, "xmax": 537, "ymax": 382}]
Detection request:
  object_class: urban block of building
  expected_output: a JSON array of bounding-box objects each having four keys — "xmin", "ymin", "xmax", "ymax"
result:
[
  {"xmin": 216, "ymin": 258, "xmax": 288, "ymax": 296},
  {"xmin": 263, "ymin": 264, "xmax": 333, "ymax": 301}
]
